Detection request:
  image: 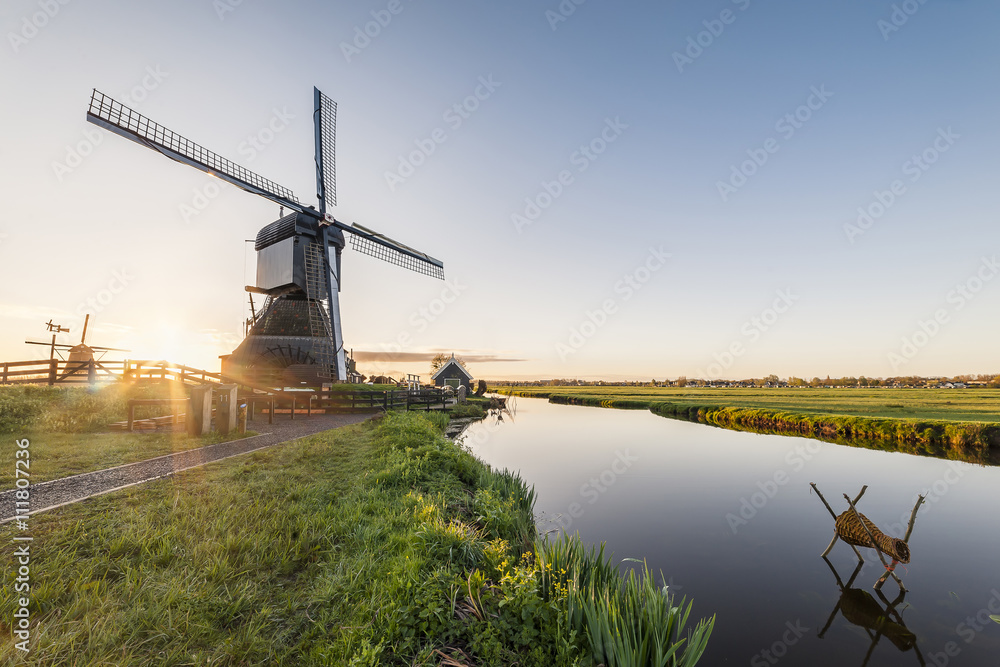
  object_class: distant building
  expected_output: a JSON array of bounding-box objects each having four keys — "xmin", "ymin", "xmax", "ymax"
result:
[{"xmin": 431, "ymin": 354, "xmax": 474, "ymax": 392}]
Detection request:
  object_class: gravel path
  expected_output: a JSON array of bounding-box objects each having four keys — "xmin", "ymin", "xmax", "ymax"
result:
[{"xmin": 1, "ymin": 412, "xmax": 374, "ymax": 524}]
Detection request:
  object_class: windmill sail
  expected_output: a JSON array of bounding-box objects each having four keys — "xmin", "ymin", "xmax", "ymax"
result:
[
  {"xmin": 345, "ymin": 223, "xmax": 445, "ymax": 280},
  {"xmin": 86, "ymin": 90, "xmax": 302, "ymax": 213},
  {"xmin": 314, "ymin": 88, "xmax": 338, "ymax": 214}
]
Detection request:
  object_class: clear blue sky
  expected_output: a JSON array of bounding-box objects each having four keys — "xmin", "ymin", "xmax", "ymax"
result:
[{"xmin": 1, "ymin": 0, "xmax": 998, "ymax": 381}]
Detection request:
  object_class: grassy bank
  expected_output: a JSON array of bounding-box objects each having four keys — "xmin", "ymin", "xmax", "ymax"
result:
[
  {"xmin": 497, "ymin": 386, "xmax": 1000, "ymax": 464},
  {"xmin": 0, "ymin": 384, "xmax": 257, "ymax": 489},
  {"xmin": 1, "ymin": 411, "xmax": 713, "ymax": 665}
]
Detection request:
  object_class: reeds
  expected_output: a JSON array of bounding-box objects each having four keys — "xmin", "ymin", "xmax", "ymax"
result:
[{"xmin": 537, "ymin": 535, "xmax": 715, "ymax": 667}]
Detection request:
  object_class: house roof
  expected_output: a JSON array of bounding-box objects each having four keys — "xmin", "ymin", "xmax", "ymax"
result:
[{"xmin": 431, "ymin": 354, "xmax": 473, "ymax": 380}]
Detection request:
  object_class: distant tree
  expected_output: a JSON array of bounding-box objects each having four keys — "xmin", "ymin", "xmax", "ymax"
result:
[
  {"xmin": 676, "ymin": 376, "xmax": 688, "ymax": 387},
  {"xmin": 431, "ymin": 353, "xmax": 467, "ymax": 374}
]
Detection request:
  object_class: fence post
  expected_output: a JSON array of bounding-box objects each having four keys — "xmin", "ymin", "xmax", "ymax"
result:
[
  {"xmin": 48, "ymin": 359, "xmax": 57, "ymax": 386},
  {"xmin": 88, "ymin": 360, "xmax": 96, "ymax": 385}
]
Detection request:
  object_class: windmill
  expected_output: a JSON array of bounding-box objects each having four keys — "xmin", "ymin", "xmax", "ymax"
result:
[{"xmin": 86, "ymin": 88, "xmax": 444, "ymax": 386}]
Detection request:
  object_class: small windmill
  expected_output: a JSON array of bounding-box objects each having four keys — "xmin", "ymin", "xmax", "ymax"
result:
[{"xmin": 86, "ymin": 88, "xmax": 444, "ymax": 386}]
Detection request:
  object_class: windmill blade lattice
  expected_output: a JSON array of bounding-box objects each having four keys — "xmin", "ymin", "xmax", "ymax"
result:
[
  {"xmin": 87, "ymin": 90, "xmax": 302, "ymax": 212},
  {"xmin": 315, "ymin": 88, "xmax": 338, "ymax": 213},
  {"xmin": 347, "ymin": 224, "xmax": 445, "ymax": 280}
]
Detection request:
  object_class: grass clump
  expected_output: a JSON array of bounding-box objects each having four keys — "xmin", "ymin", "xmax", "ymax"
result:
[
  {"xmin": 0, "ymin": 383, "xmax": 184, "ymax": 434},
  {"xmin": 1, "ymin": 411, "xmax": 713, "ymax": 666},
  {"xmin": 448, "ymin": 401, "xmax": 487, "ymax": 419}
]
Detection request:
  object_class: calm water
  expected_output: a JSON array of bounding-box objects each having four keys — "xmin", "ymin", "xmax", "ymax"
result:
[{"xmin": 461, "ymin": 398, "xmax": 1000, "ymax": 666}]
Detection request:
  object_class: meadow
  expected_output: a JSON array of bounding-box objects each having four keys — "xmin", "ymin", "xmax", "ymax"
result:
[
  {"xmin": 494, "ymin": 386, "xmax": 1000, "ymax": 463},
  {"xmin": 0, "ymin": 384, "xmax": 254, "ymax": 488}
]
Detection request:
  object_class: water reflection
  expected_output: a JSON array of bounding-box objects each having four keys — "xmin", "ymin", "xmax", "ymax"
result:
[
  {"xmin": 820, "ymin": 558, "xmax": 926, "ymax": 666},
  {"xmin": 461, "ymin": 398, "xmax": 1000, "ymax": 666}
]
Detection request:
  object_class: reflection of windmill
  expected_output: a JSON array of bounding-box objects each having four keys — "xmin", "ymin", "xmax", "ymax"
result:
[
  {"xmin": 818, "ymin": 558, "xmax": 926, "ymax": 666},
  {"xmin": 86, "ymin": 88, "xmax": 444, "ymax": 387}
]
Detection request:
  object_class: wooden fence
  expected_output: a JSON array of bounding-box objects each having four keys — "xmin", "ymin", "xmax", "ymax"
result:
[
  {"xmin": 311, "ymin": 388, "xmax": 450, "ymax": 412},
  {"xmin": 0, "ymin": 359, "xmax": 125, "ymax": 385},
  {"xmin": 1, "ymin": 357, "xmax": 454, "ymax": 415}
]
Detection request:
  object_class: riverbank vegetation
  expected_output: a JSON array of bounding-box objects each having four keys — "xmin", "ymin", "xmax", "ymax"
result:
[
  {"xmin": 494, "ymin": 386, "xmax": 1000, "ymax": 464},
  {"xmin": 1, "ymin": 411, "xmax": 713, "ymax": 665}
]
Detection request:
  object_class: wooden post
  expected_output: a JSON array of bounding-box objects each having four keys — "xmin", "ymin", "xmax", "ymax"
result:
[
  {"xmin": 2, "ymin": 362, "xmax": 7, "ymax": 384},
  {"xmin": 127, "ymin": 401, "xmax": 135, "ymax": 432},
  {"xmin": 290, "ymin": 397, "xmax": 295, "ymax": 420},
  {"xmin": 88, "ymin": 359, "xmax": 96, "ymax": 385},
  {"xmin": 188, "ymin": 386, "xmax": 213, "ymax": 436},
  {"xmin": 216, "ymin": 385, "xmax": 238, "ymax": 435},
  {"xmin": 48, "ymin": 359, "xmax": 57, "ymax": 386}
]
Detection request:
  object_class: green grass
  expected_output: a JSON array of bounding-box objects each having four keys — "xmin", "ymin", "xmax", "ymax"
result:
[
  {"xmin": 495, "ymin": 386, "xmax": 1000, "ymax": 422},
  {"xmin": 0, "ymin": 412, "xmax": 713, "ymax": 666},
  {"xmin": 447, "ymin": 401, "xmax": 487, "ymax": 420},
  {"xmin": 0, "ymin": 430, "xmax": 256, "ymax": 490},
  {"xmin": 495, "ymin": 386, "xmax": 1000, "ymax": 464},
  {"xmin": 0, "ymin": 383, "xmax": 259, "ymax": 489},
  {"xmin": 0, "ymin": 383, "xmax": 188, "ymax": 434}
]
